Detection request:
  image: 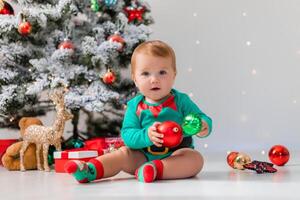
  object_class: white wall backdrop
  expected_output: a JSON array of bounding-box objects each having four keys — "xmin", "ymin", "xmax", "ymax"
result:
[{"xmin": 148, "ymin": 0, "xmax": 300, "ymax": 152}]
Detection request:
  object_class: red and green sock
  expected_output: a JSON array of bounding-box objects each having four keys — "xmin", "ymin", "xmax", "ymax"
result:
[
  {"xmin": 64, "ymin": 158, "xmax": 104, "ymax": 183},
  {"xmin": 135, "ymin": 159, "xmax": 164, "ymax": 183}
]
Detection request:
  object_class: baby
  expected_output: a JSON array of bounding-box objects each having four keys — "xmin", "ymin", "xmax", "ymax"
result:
[{"xmin": 65, "ymin": 40, "xmax": 212, "ymax": 183}]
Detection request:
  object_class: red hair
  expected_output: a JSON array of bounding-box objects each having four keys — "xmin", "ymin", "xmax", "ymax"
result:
[{"xmin": 131, "ymin": 40, "xmax": 176, "ymax": 76}]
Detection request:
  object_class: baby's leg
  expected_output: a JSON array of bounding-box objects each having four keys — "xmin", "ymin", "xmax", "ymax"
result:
[
  {"xmin": 162, "ymin": 148, "xmax": 204, "ymax": 179},
  {"xmin": 65, "ymin": 146, "xmax": 147, "ymax": 183},
  {"xmin": 98, "ymin": 146, "xmax": 147, "ymax": 177}
]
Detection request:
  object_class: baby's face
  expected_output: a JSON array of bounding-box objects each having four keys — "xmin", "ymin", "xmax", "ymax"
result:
[{"xmin": 132, "ymin": 53, "xmax": 176, "ymax": 103}]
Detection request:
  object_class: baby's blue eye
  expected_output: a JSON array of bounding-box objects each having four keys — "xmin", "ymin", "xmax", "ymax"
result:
[
  {"xmin": 159, "ymin": 70, "xmax": 167, "ymax": 75},
  {"xmin": 141, "ymin": 72, "xmax": 149, "ymax": 76}
]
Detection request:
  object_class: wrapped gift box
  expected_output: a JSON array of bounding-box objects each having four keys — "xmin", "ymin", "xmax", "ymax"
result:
[
  {"xmin": 85, "ymin": 137, "xmax": 124, "ymax": 154},
  {"xmin": 84, "ymin": 138, "xmax": 107, "ymax": 155},
  {"xmin": 105, "ymin": 137, "xmax": 124, "ymax": 149},
  {"xmin": 0, "ymin": 139, "xmax": 18, "ymax": 165},
  {"xmin": 54, "ymin": 150, "xmax": 98, "ymax": 173}
]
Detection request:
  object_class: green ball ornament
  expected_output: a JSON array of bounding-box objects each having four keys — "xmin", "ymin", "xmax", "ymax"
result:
[
  {"xmin": 182, "ymin": 113, "xmax": 202, "ymax": 136},
  {"xmin": 91, "ymin": 0, "xmax": 100, "ymax": 12},
  {"xmin": 91, "ymin": 4, "xmax": 99, "ymax": 12},
  {"xmin": 72, "ymin": 138, "xmax": 85, "ymax": 149},
  {"xmin": 65, "ymin": 138, "xmax": 85, "ymax": 149}
]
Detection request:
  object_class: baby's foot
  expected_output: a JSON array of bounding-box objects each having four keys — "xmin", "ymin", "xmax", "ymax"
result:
[
  {"xmin": 64, "ymin": 160, "xmax": 97, "ymax": 183},
  {"xmin": 135, "ymin": 160, "xmax": 164, "ymax": 183}
]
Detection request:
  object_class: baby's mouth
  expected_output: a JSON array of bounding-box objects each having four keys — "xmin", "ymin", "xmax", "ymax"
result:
[{"xmin": 151, "ymin": 87, "xmax": 160, "ymax": 91}]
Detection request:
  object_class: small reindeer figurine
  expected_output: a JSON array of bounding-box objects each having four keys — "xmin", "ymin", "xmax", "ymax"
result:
[{"xmin": 20, "ymin": 88, "xmax": 73, "ymax": 172}]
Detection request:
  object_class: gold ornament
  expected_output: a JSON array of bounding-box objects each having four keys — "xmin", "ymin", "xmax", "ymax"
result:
[
  {"xmin": 20, "ymin": 88, "xmax": 73, "ymax": 172},
  {"xmin": 233, "ymin": 152, "xmax": 251, "ymax": 170}
]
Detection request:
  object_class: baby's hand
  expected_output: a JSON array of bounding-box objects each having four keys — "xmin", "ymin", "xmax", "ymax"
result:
[
  {"xmin": 197, "ymin": 120, "xmax": 209, "ymax": 137},
  {"xmin": 148, "ymin": 122, "xmax": 164, "ymax": 147}
]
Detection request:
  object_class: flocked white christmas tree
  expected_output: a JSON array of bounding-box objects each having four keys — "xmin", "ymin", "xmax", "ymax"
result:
[{"xmin": 0, "ymin": 0, "xmax": 153, "ymax": 142}]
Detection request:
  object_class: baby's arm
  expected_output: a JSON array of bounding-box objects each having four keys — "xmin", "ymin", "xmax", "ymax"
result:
[{"xmin": 121, "ymin": 101, "xmax": 154, "ymax": 149}]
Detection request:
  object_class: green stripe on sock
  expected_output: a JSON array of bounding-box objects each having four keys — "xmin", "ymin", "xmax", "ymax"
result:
[
  {"xmin": 87, "ymin": 163, "xmax": 97, "ymax": 181},
  {"xmin": 73, "ymin": 165, "xmax": 89, "ymax": 182},
  {"xmin": 138, "ymin": 165, "xmax": 146, "ymax": 182}
]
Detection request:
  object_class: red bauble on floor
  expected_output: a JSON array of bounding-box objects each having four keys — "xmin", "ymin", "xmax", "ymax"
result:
[
  {"xmin": 227, "ymin": 151, "xmax": 239, "ymax": 168},
  {"xmin": 268, "ymin": 145, "xmax": 290, "ymax": 166}
]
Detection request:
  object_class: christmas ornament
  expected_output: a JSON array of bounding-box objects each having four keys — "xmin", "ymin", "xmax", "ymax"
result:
[
  {"xmin": 18, "ymin": 19, "xmax": 32, "ymax": 36},
  {"xmin": 58, "ymin": 39, "xmax": 75, "ymax": 51},
  {"xmin": 157, "ymin": 121, "xmax": 183, "ymax": 148},
  {"xmin": 227, "ymin": 151, "xmax": 251, "ymax": 170},
  {"xmin": 0, "ymin": 0, "xmax": 14, "ymax": 15},
  {"xmin": 102, "ymin": 69, "xmax": 116, "ymax": 85},
  {"xmin": 227, "ymin": 151, "xmax": 239, "ymax": 168},
  {"xmin": 227, "ymin": 152, "xmax": 277, "ymax": 174},
  {"xmin": 124, "ymin": 5, "xmax": 145, "ymax": 23},
  {"xmin": 268, "ymin": 145, "xmax": 290, "ymax": 166},
  {"xmin": 108, "ymin": 32, "xmax": 125, "ymax": 51},
  {"xmin": 104, "ymin": 0, "xmax": 118, "ymax": 7},
  {"xmin": 91, "ymin": 0, "xmax": 100, "ymax": 12},
  {"xmin": 66, "ymin": 138, "xmax": 84, "ymax": 149},
  {"xmin": 244, "ymin": 160, "xmax": 277, "ymax": 174},
  {"xmin": 182, "ymin": 113, "xmax": 202, "ymax": 136}
]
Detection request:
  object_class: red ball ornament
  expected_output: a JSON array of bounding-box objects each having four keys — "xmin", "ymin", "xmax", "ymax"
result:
[
  {"xmin": 0, "ymin": 1, "xmax": 14, "ymax": 15},
  {"xmin": 226, "ymin": 151, "xmax": 251, "ymax": 170},
  {"xmin": 18, "ymin": 20, "xmax": 32, "ymax": 36},
  {"xmin": 157, "ymin": 121, "xmax": 183, "ymax": 148},
  {"xmin": 268, "ymin": 145, "xmax": 290, "ymax": 166},
  {"xmin": 227, "ymin": 152, "xmax": 239, "ymax": 168},
  {"xmin": 58, "ymin": 39, "xmax": 75, "ymax": 51},
  {"xmin": 102, "ymin": 69, "xmax": 116, "ymax": 85},
  {"xmin": 108, "ymin": 33, "xmax": 125, "ymax": 51}
]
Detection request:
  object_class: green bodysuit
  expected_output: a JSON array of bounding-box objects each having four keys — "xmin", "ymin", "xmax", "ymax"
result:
[{"xmin": 121, "ymin": 89, "xmax": 212, "ymax": 161}]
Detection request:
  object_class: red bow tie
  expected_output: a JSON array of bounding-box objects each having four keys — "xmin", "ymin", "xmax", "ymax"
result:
[{"xmin": 136, "ymin": 95, "xmax": 177, "ymax": 118}]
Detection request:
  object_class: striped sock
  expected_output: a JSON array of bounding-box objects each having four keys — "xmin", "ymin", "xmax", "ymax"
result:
[
  {"xmin": 135, "ymin": 160, "xmax": 164, "ymax": 183},
  {"xmin": 64, "ymin": 158, "xmax": 104, "ymax": 183}
]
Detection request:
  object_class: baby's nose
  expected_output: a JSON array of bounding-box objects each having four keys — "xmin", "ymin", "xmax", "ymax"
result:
[{"xmin": 150, "ymin": 76, "xmax": 159, "ymax": 83}]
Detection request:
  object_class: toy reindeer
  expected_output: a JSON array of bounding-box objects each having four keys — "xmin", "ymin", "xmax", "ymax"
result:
[{"xmin": 20, "ymin": 89, "xmax": 73, "ymax": 172}]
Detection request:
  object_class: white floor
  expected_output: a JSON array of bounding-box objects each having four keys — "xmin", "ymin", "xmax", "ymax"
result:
[{"xmin": 1, "ymin": 152, "xmax": 300, "ymax": 200}]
